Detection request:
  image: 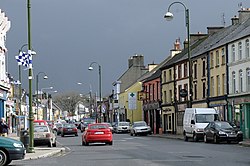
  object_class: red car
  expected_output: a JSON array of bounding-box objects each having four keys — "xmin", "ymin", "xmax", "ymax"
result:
[
  {"xmin": 61, "ymin": 123, "xmax": 78, "ymax": 137},
  {"xmin": 82, "ymin": 123, "xmax": 113, "ymax": 146}
]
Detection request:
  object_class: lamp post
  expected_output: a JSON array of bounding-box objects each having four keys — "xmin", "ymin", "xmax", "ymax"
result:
[
  {"xmin": 164, "ymin": 1, "xmax": 192, "ymax": 108},
  {"xmin": 36, "ymin": 72, "xmax": 48, "ymax": 120},
  {"xmin": 88, "ymin": 62, "xmax": 102, "ymax": 123},
  {"xmin": 27, "ymin": 0, "xmax": 35, "ymax": 153}
]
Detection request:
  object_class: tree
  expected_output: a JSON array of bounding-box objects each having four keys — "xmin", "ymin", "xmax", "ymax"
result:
[{"xmin": 53, "ymin": 92, "xmax": 91, "ymax": 116}]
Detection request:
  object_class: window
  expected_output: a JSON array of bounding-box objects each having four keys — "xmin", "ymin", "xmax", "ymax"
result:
[
  {"xmin": 184, "ymin": 84, "xmax": 188, "ymax": 101},
  {"xmin": 232, "ymin": 44, "xmax": 235, "ymax": 62},
  {"xmin": 232, "ymin": 71, "xmax": 236, "ymax": 93},
  {"xmin": 178, "ymin": 65, "xmax": 182, "ymax": 79},
  {"xmin": 222, "ymin": 74, "xmax": 226, "ymax": 94},
  {"xmin": 202, "ymin": 60, "xmax": 206, "ymax": 77},
  {"xmin": 221, "ymin": 48, "xmax": 226, "ymax": 65},
  {"xmin": 239, "ymin": 70, "xmax": 243, "ymax": 92},
  {"xmin": 247, "ymin": 68, "xmax": 250, "ymax": 92},
  {"xmin": 152, "ymin": 84, "xmax": 155, "ymax": 100},
  {"xmin": 203, "ymin": 82, "xmax": 206, "ymax": 98},
  {"xmin": 194, "ymin": 63, "xmax": 197, "ymax": 79},
  {"xmin": 210, "ymin": 52, "xmax": 214, "ymax": 68},
  {"xmin": 211, "ymin": 77, "xmax": 214, "ymax": 96},
  {"xmin": 184, "ymin": 62, "xmax": 187, "ymax": 77},
  {"xmin": 178, "ymin": 85, "xmax": 182, "ymax": 101},
  {"xmin": 238, "ymin": 42, "xmax": 242, "ymax": 60},
  {"xmin": 194, "ymin": 83, "xmax": 197, "ymax": 100},
  {"xmin": 163, "ymin": 91, "xmax": 167, "ymax": 104},
  {"xmin": 246, "ymin": 39, "xmax": 250, "ymax": 58},
  {"xmin": 169, "ymin": 69, "xmax": 172, "ymax": 81},
  {"xmin": 169, "ymin": 90, "xmax": 173, "ymax": 103},
  {"xmin": 216, "ymin": 50, "xmax": 219, "ymax": 66},
  {"xmin": 163, "ymin": 71, "xmax": 166, "ymax": 83},
  {"xmin": 217, "ymin": 75, "xmax": 220, "ymax": 96}
]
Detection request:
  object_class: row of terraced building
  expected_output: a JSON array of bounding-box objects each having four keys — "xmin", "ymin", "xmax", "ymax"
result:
[{"xmin": 109, "ymin": 8, "xmax": 250, "ymax": 139}]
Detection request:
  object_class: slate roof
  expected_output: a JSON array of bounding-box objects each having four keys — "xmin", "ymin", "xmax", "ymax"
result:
[{"xmin": 161, "ymin": 17, "xmax": 250, "ymax": 69}]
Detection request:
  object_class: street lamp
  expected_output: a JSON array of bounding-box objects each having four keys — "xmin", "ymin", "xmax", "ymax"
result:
[
  {"xmin": 36, "ymin": 72, "xmax": 48, "ymax": 120},
  {"xmin": 88, "ymin": 62, "xmax": 102, "ymax": 123},
  {"xmin": 164, "ymin": 1, "xmax": 192, "ymax": 108}
]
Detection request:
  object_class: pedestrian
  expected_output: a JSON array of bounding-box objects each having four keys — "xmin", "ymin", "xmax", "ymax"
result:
[{"xmin": 0, "ymin": 118, "xmax": 8, "ymax": 137}]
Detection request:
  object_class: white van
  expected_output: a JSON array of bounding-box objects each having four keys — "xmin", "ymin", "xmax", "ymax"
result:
[{"xmin": 183, "ymin": 108, "xmax": 219, "ymax": 142}]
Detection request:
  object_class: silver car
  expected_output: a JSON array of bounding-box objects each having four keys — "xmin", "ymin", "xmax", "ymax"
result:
[
  {"xmin": 130, "ymin": 121, "xmax": 151, "ymax": 136},
  {"xmin": 114, "ymin": 122, "xmax": 130, "ymax": 133},
  {"xmin": 34, "ymin": 125, "xmax": 57, "ymax": 147}
]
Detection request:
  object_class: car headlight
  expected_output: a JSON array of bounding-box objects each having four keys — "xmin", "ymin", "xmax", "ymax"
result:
[
  {"xmin": 237, "ymin": 131, "xmax": 243, "ymax": 134},
  {"xmin": 196, "ymin": 128, "xmax": 203, "ymax": 132},
  {"xmin": 219, "ymin": 131, "xmax": 226, "ymax": 135},
  {"xmin": 13, "ymin": 143, "xmax": 23, "ymax": 148}
]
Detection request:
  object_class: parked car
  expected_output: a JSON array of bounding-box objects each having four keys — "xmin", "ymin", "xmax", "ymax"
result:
[
  {"xmin": 34, "ymin": 125, "xmax": 57, "ymax": 147},
  {"xmin": 0, "ymin": 137, "xmax": 26, "ymax": 166},
  {"xmin": 102, "ymin": 122, "xmax": 114, "ymax": 133},
  {"xmin": 61, "ymin": 123, "xmax": 78, "ymax": 137},
  {"xmin": 204, "ymin": 121, "xmax": 243, "ymax": 144},
  {"xmin": 114, "ymin": 122, "xmax": 130, "ymax": 133},
  {"xmin": 130, "ymin": 121, "xmax": 151, "ymax": 136},
  {"xmin": 82, "ymin": 123, "xmax": 113, "ymax": 146}
]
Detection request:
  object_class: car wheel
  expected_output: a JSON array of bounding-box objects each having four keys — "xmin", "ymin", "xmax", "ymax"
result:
[
  {"xmin": 193, "ymin": 132, "xmax": 198, "ymax": 142},
  {"xmin": 48, "ymin": 141, "xmax": 53, "ymax": 147},
  {"xmin": 227, "ymin": 140, "xmax": 231, "ymax": 144},
  {"xmin": 108, "ymin": 141, "xmax": 113, "ymax": 145},
  {"xmin": 0, "ymin": 149, "xmax": 8, "ymax": 166},
  {"xmin": 61, "ymin": 134, "xmax": 64, "ymax": 137},
  {"xmin": 85, "ymin": 142, "xmax": 89, "ymax": 146},
  {"xmin": 204, "ymin": 134, "xmax": 208, "ymax": 143},
  {"xmin": 82, "ymin": 141, "xmax": 85, "ymax": 146},
  {"xmin": 75, "ymin": 134, "xmax": 78, "ymax": 136},
  {"xmin": 130, "ymin": 132, "xmax": 133, "ymax": 136},
  {"xmin": 52, "ymin": 140, "xmax": 57, "ymax": 147},
  {"xmin": 213, "ymin": 135, "xmax": 219, "ymax": 144},
  {"xmin": 184, "ymin": 132, "xmax": 188, "ymax": 142}
]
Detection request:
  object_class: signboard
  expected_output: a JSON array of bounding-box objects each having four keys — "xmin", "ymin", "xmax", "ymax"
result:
[
  {"xmin": 128, "ymin": 92, "xmax": 137, "ymax": 110},
  {"xmin": 179, "ymin": 89, "xmax": 188, "ymax": 98}
]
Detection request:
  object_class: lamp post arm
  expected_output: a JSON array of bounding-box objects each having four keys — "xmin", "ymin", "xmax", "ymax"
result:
[{"xmin": 167, "ymin": 1, "xmax": 187, "ymax": 12}]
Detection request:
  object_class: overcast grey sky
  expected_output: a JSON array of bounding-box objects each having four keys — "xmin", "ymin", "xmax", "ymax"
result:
[{"xmin": 1, "ymin": 0, "xmax": 250, "ymax": 97}]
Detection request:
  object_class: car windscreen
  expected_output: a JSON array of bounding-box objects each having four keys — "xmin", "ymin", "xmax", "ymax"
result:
[
  {"xmin": 119, "ymin": 122, "xmax": 129, "ymax": 126},
  {"xmin": 215, "ymin": 122, "xmax": 233, "ymax": 129},
  {"xmin": 34, "ymin": 126, "xmax": 48, "ymax": 132},
  {"xmin": 195, "ymin": 114, "xmax": 219, "ymax": 123}
]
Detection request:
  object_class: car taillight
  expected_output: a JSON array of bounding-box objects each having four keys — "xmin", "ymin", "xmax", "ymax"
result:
[
  {"xmin": 74, "ymin": 128, "xmax": 77, "ymax": 131},
  {"xmin": 63, "ymin": 128, "xmax": 67, "ymax": 131},
  {"xmin": 46, "ymin": 133, "xmax": 51, "ymax": 138}
]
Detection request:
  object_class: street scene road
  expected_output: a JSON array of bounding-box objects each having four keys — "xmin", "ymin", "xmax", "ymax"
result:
[{"xmin": 11, "ymin": 132, "xmax": 250, "ymax": 166}]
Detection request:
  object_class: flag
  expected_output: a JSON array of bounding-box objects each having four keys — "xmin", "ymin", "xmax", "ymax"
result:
[{"xmin": 15, "ymin": 50, "xmax": 32, "ymax": 68}]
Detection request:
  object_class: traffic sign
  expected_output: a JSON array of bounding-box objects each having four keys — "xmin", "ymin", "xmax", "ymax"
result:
[{"xmin": 128, "ymin": 92, "xmax": 137, "ymax": 110}]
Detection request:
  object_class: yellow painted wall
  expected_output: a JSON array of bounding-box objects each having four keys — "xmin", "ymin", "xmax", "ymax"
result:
[{"xmin": 119, "ymin": 82, "xmax": 143, "ymax": 123}]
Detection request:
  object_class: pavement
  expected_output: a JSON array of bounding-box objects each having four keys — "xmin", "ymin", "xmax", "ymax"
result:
[
  {"xmin": 6, "ymin": 132, "xmax": 250, "ymax": 161},
  {"xmin": 149, "ymin": 133, "xmax": 250, "ymax": 147},
  {"xmin": 7, "ymin": 133, "xmax": 66, "ymax": 160}
]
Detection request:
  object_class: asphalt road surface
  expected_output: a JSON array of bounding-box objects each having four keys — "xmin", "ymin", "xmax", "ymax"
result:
[{"xmin": 11, "ymin": 132, "xmax": 250, "ymax": 166}]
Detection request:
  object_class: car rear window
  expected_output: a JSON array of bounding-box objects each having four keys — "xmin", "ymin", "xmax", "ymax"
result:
[
  {"xmin": 34, "ymin": 126, "xmax": 48, "ymax": 132},
  {"xmin": 90, "ymin": 125, "xmax": 108, "ymax": 129},
  {"xmin": 63, "ymin": 124, "xmax": 75, "ymax": 128}
]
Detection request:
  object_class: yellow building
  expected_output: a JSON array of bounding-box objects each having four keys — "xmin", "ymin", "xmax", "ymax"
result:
[{"xmin": 119, "ymin": 82, "xmax": 143, "ymax": 123}]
